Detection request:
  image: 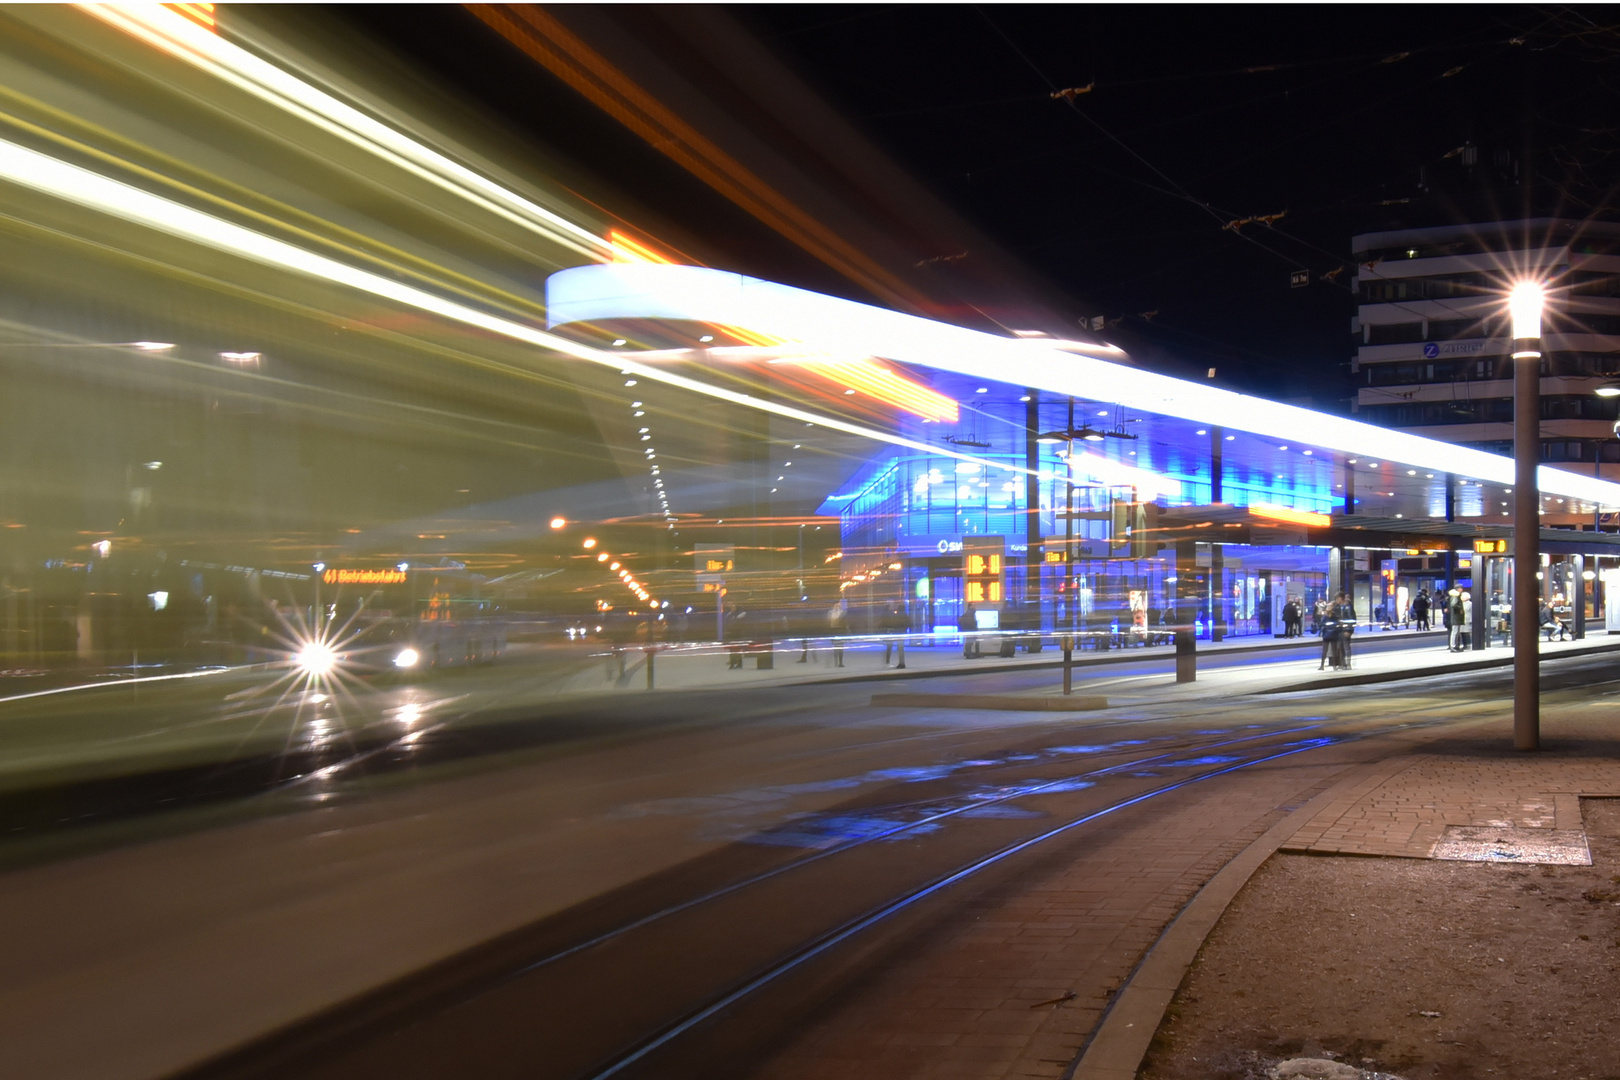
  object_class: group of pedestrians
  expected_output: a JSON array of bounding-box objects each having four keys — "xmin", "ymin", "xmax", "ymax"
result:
[
  {"xmin": 1444, "ymin": 587, "xmax": 1473, "ymax": 651},
  {"xmin": 1317, "ymin": 591, "xmax": 1358, "ymax": 670},
  {"xmin": 1279, "ymin": 597, "xmax": 1305, "ymax": 637}
]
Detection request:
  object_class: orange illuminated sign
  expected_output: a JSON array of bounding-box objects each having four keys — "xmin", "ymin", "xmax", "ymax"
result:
[
  {"xmin": 323, "ymin": 568, "xmax": 407, "ymax": 585},
  {"xmin": 962, "ymin": 536, "xmax": 1006, "ymax": 609},
  {"xmin": 1248, "ymin": 503, "xmax": 1330, "ymax": 527},
  {"xmin": 1474, "ymin": 539, "xmax": 1508, "ymax": 554}
]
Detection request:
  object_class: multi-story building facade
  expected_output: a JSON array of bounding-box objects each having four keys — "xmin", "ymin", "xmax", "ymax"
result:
[{"xmin": 1352, "ymin": 219, "xmax": 1620, "ymax": 523}]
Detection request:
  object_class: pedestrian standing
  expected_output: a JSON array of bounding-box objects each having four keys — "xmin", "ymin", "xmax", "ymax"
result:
[
  {"xmin": 1329, "ymin": 591, "xmax": 1357, "ymax": 668},
  {"xmin": 958, "ymin": 604, "xmax": 980, "ymax": 659},
  {"xmin": 1413, "ymin": 589, "xmax": 1430, "ymax": 631},
  {"xmin": 1448, "ymin": 589, "xmax": 1465, "ymax": 651},
  {"xmin": 828, "ymin": 603, "xmax": 847, "ymax": 667},
  {"xmin": 881, "ymin": 605, "xmax": 908, "ymax": 667}
]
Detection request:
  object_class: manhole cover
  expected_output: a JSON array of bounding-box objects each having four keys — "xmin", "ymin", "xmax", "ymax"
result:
[{"xmin": 1430, "ymin": 825, "xmax": 1591, "ymax": 865}]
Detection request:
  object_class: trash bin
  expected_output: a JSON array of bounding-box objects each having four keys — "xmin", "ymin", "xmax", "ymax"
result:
[{"xmin": 753, "ymin": 640, "xmax": 774, "ymax": 669}]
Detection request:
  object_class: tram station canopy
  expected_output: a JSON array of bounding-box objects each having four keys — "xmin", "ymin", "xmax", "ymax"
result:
[{"xmin": 546, "ymin": 263, "xmax": 1620, "ymax": 522}]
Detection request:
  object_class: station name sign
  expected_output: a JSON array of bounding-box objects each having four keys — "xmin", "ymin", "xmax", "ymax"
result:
[{"xmin": 323, "ymin": 568, "xmax": 408, "ymax": 585}]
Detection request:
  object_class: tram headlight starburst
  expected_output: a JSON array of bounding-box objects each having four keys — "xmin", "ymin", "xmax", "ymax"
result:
[{"xmin": 295, "ymin": 640, "xmax": 338, "ymax": 677}]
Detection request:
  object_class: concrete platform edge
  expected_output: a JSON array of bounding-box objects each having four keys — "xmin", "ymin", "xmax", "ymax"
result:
[
  {"xmin": 869, "ymin": 693, "xmax": 1108, "ymax": 711},
  {"xmin": 769, "ymin": 631, "xmax": 1450, "ymax": 689},
  {"xmin": 1255, "ymin": 637, "xmax": 1620, "ymax": 696}
]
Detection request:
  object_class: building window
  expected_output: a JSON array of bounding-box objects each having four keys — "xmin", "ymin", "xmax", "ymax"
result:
[{"xmin": 1366, "ymin": 322, "xmax": 1424, "ymax": 346}]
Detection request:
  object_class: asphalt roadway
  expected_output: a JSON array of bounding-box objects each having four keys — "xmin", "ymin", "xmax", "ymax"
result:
[{"xmin": 0, "ymin": 635, "xmax": 1612, "ymax": 1080}]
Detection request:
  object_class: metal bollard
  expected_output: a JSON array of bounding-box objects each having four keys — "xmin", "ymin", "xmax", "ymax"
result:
[{"xmin": 1175, "ymin": 628, "xmax": 1196, "ymax": 683}]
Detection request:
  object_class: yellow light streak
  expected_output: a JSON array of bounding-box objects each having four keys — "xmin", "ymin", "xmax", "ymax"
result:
[
  {"xmin": 1248, "ymin": 503, "xmax": 1330, "ymax": 527},
  {"xmin": 167, "ymin": 2, "xmax": 213, "ymax": 30}
]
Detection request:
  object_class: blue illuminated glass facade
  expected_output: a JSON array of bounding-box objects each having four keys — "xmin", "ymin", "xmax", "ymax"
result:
[{"xmin": 817, "ymin": 387, "xmax": 1343, "ymax": 639}]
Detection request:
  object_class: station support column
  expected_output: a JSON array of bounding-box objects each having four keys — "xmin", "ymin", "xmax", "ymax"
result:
[{"xmin": 1574, "ymin": 554, "xmax": 1586, "ymax": 640}]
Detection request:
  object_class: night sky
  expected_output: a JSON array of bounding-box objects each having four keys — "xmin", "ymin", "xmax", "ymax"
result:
[{"xmin": 338, "ymin": 5, "xmax": 1620, "ymax": 409}]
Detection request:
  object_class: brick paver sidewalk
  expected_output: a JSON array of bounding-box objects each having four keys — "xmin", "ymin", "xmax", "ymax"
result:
[{"xmin": 1282, "ymin": 710, "xmax": 1620, "ymax": 859}]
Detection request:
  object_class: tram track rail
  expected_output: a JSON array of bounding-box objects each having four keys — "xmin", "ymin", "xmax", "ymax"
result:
[
  {"xmin": 136, "ymin": 652, "xmax": 1620, "ymax": 1080},
  {"xmin": 172, "ymin": 694, "xmax": 1480, "ymax": 1080}
]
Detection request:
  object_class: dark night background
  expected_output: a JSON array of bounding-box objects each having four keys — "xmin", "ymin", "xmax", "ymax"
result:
[{"xmin": 336, "ymin": 4, "xmax": 1620, "ymax": 410}]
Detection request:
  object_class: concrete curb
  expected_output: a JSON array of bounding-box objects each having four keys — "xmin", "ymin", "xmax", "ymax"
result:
[
  {"xmin": 1065, "ymin": 742, "xmax": 1452, "ymax": 1080},
  {"xmin": 869, "ymin": 692, "xmax": 1108, "ymax": 711},
  {"xmin": 751, "ymin": 631, "xmax": 1450, "ymax": 691},
  {"xmin": 1255, "ymin": 637, "xmax": 1620, "ymax": 695}
]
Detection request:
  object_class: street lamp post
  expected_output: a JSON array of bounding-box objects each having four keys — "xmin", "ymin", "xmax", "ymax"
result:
[{"xmin": 1510, "ymin": 281, "xmax": 1545, "ymax": 752}]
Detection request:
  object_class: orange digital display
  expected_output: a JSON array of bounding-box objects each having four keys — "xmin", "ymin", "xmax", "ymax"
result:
[
  {"xmin": 323, "ymin": 568, "xmax": 407, "ymax": 585},
  {"xmin": 962, "ymin": 537, "xmax": 1006, "ymax": 609}
]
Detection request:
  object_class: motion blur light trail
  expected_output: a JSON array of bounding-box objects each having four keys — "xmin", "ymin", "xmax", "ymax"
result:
[
  {"xmin": 79, "ymin": 2, "xmax": 613, "ymax": 261},
  {"xmin": 0, "ymin": 130, "xmax": 1017, "ymax": 483},
  {"xmin": 40, "ymin": 5, "xmax": 1002, "ymax": 475}
]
